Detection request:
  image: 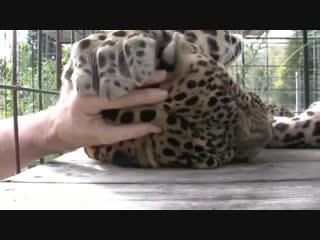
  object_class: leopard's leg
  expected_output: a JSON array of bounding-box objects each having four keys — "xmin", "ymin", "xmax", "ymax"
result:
[
  {"xmin": 66, "ymin": 37, "xmax": 105, "ymax": 97},
  {"xmin": 95, "ymin": 33, "xmax": 158, "ymax": 100},
  {"xmin": 62, "ymin": 31, "xmax": 159, "ymax": 101}
]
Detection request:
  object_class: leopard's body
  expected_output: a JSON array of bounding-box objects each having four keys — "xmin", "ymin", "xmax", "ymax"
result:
[
  {"xmin": 266, "ymin": 104, "xmax": 295, "ymax": 118},
  {"xmin": 59, "ymin": 30, "xmax": 282, "ymax": 169},
  {"xmin": 267, "ymin": 101, "xmax": 320, "ymax": 148}
]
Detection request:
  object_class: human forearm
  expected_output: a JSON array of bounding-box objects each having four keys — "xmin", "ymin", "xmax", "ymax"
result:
[
  {"xmin": 0, "ymin": 70, "xmax": 169, "ymax": 180},
  {"xmin": 0, "ymin": 108, "xmax": 61, "ymax": 179}
]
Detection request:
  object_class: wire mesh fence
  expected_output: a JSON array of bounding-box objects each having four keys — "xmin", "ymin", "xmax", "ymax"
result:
[
  {"xmin": 0, "ymin": 30, "xmax": 93, "ymax": 173},
  {"xmin": 0, "ymin": 30, "xmax": 319, "ymax": 175},
  {"xmin": 228, "ymin": 30, "xmax": 320, "ymax": 114}
]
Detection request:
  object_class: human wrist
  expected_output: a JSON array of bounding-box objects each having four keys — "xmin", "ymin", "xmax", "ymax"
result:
[{"xmin": 42, "ymin": 106, "xmax": 73, "ymax": 155}]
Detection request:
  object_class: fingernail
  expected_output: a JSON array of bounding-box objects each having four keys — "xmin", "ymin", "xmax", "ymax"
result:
[
  {"xmin": 151, "ymin": 126, "xmax": 162, "ymax": 134},
  {"xmin": 156, "ymin": 89, "xmax": 169, "ymax": 98},
  {"xmin": 153, "ymin": 70, "xmax": 167, "ymax": 79}
]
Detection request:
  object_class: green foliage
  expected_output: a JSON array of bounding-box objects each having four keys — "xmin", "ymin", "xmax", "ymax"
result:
[
  {"xmin": 275, "ymin": 39, "xmax": 304, "ymax": 108},
  {"xmin": 0, "ymin": 31, "xmax": 72, "ymax": 164},
  {"xmin": 274, "ymin": 79, "xmax": 285, "ymax": 89},
  {"xmin": 230, "ymin": 38, "xmax": 272, "ymax": 102},
  {"xmin": 0, "ymin": 31, "xmax": 71, "ymax": 119},
  {"xmin": 229, "ymin": 32, "xmax": 318, "ymax": 112}
]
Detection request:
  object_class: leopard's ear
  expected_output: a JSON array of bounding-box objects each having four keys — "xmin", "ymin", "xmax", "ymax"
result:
[
  {"xmin": 160, "ymin": 32, "xmax": 194, "ymax": 73},
  {"xmin": 219, "ymin": 31, "xmax": 243, "ymax": 67},
  {"xmin": 197, "ymin": 30, "xmax": 243, "ymax": 67},
  {"xmin": 162, "ymin": 32, "xmax": 196, "ymax": 77}
]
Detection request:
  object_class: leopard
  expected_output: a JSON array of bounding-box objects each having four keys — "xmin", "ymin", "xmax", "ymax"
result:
[
  {"xmin": 60, "ymin": 30, "xmax": 273, "ymax": 169},
  {"xmin": 266, "ymin": 104, "xmax": 295, "ymax": 118},
  {"xmin": 266, "ymin": 101, "xmax": 320, "ymax": 148},
  {"xmin": 60, "ymin": 30, "xmax": 243, "ymax": 99}
]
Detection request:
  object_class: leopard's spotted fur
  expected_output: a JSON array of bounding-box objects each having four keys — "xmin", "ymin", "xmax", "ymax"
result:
[{"xmin": 60, "ymin": 30, "xmax": 273, "ymax": 169}]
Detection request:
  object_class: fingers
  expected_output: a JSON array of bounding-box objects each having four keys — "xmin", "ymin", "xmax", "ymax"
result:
[
  {"xmin": 97, "ymin": 123, "xmax": 162, "ymax": 144},
  {"xmin": 76, "ymin": 88, "xmax": 168, "ymax": 115},
  {"xmin": 73, "ymin": 70, "xmax": 169, "ymax": 114},
  {"xmin": 142, "ymin": 70, "xmax": 170, "ymax": 86},
  {"xmin": 104, "ymin": 88, "xmax": 168, "ymax": 110}
]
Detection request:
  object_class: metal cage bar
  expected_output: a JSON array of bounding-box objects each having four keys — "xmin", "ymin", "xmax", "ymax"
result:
[
  {"xmin": 12, "ymin": 30, "xmax": 21, "ymax": 174},
  {"xmin": 303, "ymin": 30, "xmax": 310, "ymax": 108},
  {"xmin": 38, "ymin": 30, "xmax": 43, "ymax": 111},
  {"xmin": 31, "ymin": 36, "xmax": 35, "ymax": 113},
  {"xmin": 38, "ymin": 30, "xmax": 44, "ymax": 164},
  {"xmin": 0, "ymin": 85, "xmax": 59, "ymax": 95},
  {"xmin": 56, "ymin": 30, "xmax": 62, "ymax": 91},
  {"xmin": 71, "ymin": 30, "xmax": 75, "ymax": 44}
]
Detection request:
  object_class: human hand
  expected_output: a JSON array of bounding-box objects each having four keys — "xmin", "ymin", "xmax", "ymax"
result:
[{"xmin": 46, "ymin": 70, "xmax": 169, "ymax": 153}]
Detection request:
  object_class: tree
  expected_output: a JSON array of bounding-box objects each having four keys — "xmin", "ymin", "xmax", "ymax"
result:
[
  {"xmin": 229, "ymin": 31, "xmax": 317, "ymax": 113},
  {"xmin": 0, "ymin": 30, "xmax": 71, "ymax": 119}
]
